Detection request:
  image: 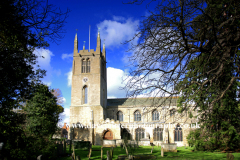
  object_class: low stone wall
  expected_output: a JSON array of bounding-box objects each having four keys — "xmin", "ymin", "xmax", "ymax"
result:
[
  {"xmin": 116, "ymin": 139, "xmax": 123, "ymax": 147},
  {"xmin": 103, "ymin": 140, "xmax": 116, "ymax": 147},
  {"xmin": 153, "ymin": 141, "xmax": 163, "ymax": 146},
  {"xmin": 161, "ymin": 143, "xmax": 177, "ymax": 152},
  {"xmin": 73, "ymin": 140, "xmax": 90, "ymax": 150},
  {"xmin": 139, "ymin": 139, "xmax": 150, "ymax": 146}
]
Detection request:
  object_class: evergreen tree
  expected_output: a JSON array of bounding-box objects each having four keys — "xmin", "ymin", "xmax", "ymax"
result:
[
  {"xmin": 0, "ymin": 0, "xmax": 68, "ymax": 159},
  {"xmin": 178, "ymin": 53, "xmax": 240, "ymax": 151}
]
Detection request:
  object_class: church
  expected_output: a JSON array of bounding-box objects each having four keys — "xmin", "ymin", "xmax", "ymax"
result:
[{"xmin": 69, "ymin": 31, "xmax": 198, "ymax": 147}]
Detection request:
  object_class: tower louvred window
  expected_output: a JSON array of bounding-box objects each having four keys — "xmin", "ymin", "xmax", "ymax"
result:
[
  {"xmin": 87, "ymin": 59, "xmax": 90, "ymax": 73},
  {"xmin": 82, "ymin": 59, "xmax": 86, "ymax": 73},
  {"xmin": 82, "ymin": 59, "xmax": 90, "ymax": 73}
]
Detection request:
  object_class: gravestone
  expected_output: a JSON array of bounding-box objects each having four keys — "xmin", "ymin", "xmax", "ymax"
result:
[
  {"xmin": 124, "ymin": 143, "xmax": 128, "ymax": 156},
  {"xmin": 227, "ymin": 153, "xmax": 234, "ymax": 160},
  {"xmin": 63, "ymin": 139, "xmax": 66, "ymax": 154},
  {"xmin": 57, "ymin": 143, "xmax": 63, "ymax": 156},
  {"xmin": 109, "ymin": 149, "xmax": 113, "ymax": 160},
  {"xmin": 76, "ymin": 155, "xmax": 80, "ymax": 160},
  {"xmin": 73, "ymin": 141, "xmax": 75, "ymax": 151},
  {"xmin": 118, "ymin": 155, "xmax": 127, "ymax": 160},
  {"xmin": 161, "ymin": 147, "xmax": 164, "ymax": 157},
  {"xmin": 111, "ymin": 146, "xmax": 114, "ymax": 158},
  {"xmin": 107, "ymin": 150, "xmax": 110, "ymax": 160},
  {"xmin": 37, "ymin": 155, "xmax": 43, "ymax": 160},
  {"xmin": 88, "ymin": 143, "xmax": 92, "ymax": 159},
  {"xmin": 101, "ymin": 147, "xmax": 103, "ymax": 160},
  {"xmin": 72, "ymin": 149, "xmax": 76, "ymax": 160},
  {"xmin": 72, "ymin": 145, "xmax": 75, "ymax": 160},
  {"xmin": 73, "ymin": 141, "xmax": 90, "ymax": 150},
  {"xmin": 151, "ymin": 146, "xmax": 154, "ymax": 154},
  {"xmin": 69, "ymin": 140, "xmax": 72, "ymax": 153}
]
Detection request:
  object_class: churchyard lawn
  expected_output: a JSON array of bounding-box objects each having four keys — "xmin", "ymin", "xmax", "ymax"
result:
[{"xmin": 59, "ymin": 145, "xmax": 240, "ymax": 160}]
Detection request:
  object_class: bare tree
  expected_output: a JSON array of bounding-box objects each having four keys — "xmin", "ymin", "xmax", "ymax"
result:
[
  {"xmin": 20, "ymin": 0, "xmax": 69, "ymax": 46},
  {"xmin": 124, "ymin": 0, "xmax": 240, "ymax": 111},
  {"xmin": 52, "ymin": 88, "xmax": 65, "ymax": 105},
  {"xmin": 52, "ymin": 88, "xmax": 66, "ymax": 126}
]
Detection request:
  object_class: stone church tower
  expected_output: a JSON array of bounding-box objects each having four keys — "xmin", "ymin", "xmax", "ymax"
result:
[
  {"xmin": 68, "ymin": 31, "xmax": 196, "ymax": 147},
  {"xmin": 69, "ymin": 31, "xmax": 107, "ymax": 142}
]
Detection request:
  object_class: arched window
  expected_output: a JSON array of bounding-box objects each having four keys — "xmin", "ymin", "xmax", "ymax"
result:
[
  {"xmin": 174, "ymin": 124, "xmax": 183, "ymax": 141},
  {"xmin": 152, "ymin": 110, "xmax": 159, "ymax": 121},
  {"xmin": 117, "ymin": 111, "xmax": 123, "ymax": 122},
  {"xmin": 82, "ymin": 58, "xmax": 90, "ymax": 73},
  {"xmin": 135, "ymin": 128, "xmax": 144, "ymax": 141},
  {"xmin": 153, "ymin": 127, "xmax": 163, "ymax": 141},
  {"xmin": 86, "ymin": 58, "xmax": 90, "ymax": 73},
  {"xmin": 134, "ymin": 110, "xmax": 141, "ymax": 121},
  {"xmin": 82, "ymin": 86, "xmax": 88, "ymax": 104}
]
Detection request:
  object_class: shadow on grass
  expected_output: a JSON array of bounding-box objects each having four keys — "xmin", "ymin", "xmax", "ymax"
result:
[{"xmin": 60, "ymin": 145, "xmax": 240, "ymax": 160}]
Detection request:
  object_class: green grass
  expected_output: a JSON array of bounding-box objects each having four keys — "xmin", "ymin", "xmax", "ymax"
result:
[{"xmin": 59, "ymin": 145, "xmax": 240, "ymax": 160}]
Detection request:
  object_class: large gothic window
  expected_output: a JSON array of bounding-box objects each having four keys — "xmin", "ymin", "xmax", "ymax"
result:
[
  {"xmin": 152, "ymin": 110, "xmax": 159, "ymax": 121},
  {"xmin": 117, "ymin": 111, "xmax": 123, "ymax": 122},
  {"xmin": 134, "ymin": 110, "xmax": 141, "ymax": 121},
  {"xmin": 153, "ymin": 127, "xmax": 163, "ymax": 141},
  {"xmin": 174, "ymin": 124, "xmax": 183, "ymax": 141},
  {"xmin": 135, "ymin": 128, "xmax": 144, "ymax": 141},
  {"xmin": 82, "ymin": 86, "xmax": 88, "ymax": 104},
  {"xmin": 82, "ymin": 59, "xmax": 90, "ymax": 73}
]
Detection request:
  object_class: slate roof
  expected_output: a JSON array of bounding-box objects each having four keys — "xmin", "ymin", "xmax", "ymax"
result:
[{"xmin": 107, "ymin": 97, "xmax": 178, "ymax": 107}]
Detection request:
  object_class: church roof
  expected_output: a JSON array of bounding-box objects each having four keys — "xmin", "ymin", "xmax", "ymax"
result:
[{"xmin": 107, "ymin": 97, "xmax": 178, "ymax": 107}]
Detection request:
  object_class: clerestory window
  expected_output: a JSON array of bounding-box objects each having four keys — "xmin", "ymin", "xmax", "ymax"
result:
[
  {"xmin": 152, "ymin": 110, "xmax": 159, "ymax": 121},
  {"xmin": 117, "ymin": 111, "xmax": 123, "ymax": 122},
  {"xmin": 134, "ymin": 110, "xmax": 141, "ymax": 121}
]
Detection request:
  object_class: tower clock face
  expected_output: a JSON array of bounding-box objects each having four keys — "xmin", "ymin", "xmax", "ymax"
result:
[{"xmin": 83, "ymin": 77, "xmax": 88, "ymax": 83}]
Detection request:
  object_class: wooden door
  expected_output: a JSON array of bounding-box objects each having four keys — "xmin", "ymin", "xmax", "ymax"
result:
[{"xmin": 103, "ymin": 130, "xmax": 113, "ymax": 140}]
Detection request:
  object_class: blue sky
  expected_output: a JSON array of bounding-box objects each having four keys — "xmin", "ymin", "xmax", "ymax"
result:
[{"xmin": 34, "ymin": 0, "xmax": 156, "ymax": 126}]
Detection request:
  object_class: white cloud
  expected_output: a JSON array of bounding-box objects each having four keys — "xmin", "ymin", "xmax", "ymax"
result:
[
  {"xmin": 62, "ymin": 53, "xmax": 73, "ymax": 61},
  {"xmin": 97, "ymin": 16, "xmax": 139, "ymax": 48},
  {"xmin": 58, "ymin": 108, "xmax": 70, "ymax": 126},
  {"xmin": 66, "ymin": 68, "xmax": 72, "ymax": 87},
  {"xmin": 64, "ymin": 66, "xmax": 171, "ymax": 99},
  {"xmin": 34, "ymin": 48, "xmax": 55, "ymax": 86},
  {"xmin": 107, "ymin": 67, "xmax": 128, "ymax": 98},
  {"xmin": 65, "ymin": 66, "xmax": 127, "ymax": 97},
  {"xmin": 62, "ymin": 97, "xmax": 66, "ymax": 104}
]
